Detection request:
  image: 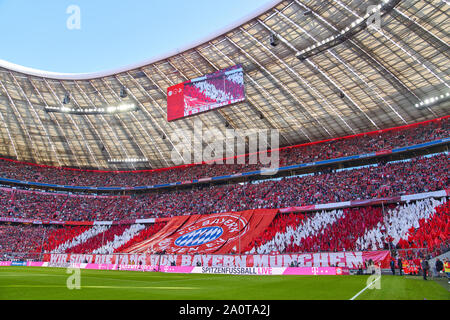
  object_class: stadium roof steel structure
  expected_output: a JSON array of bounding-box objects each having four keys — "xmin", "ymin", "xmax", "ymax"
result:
[{"xmin": 0, "ymin": 0, "xmax": 448, "ymax": 170}]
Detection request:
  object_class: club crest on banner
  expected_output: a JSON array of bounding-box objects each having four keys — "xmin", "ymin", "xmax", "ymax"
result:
[
  {"xmin": 161, "ymin": 214, "xmax": 249, "ymax": 254},
  {"xmin": 123, "ymin": 209, "xmax": 278, "ymax": 254},
  {"xmin": 175, "ymin": 226, "xmax": 224, "ymax": 247}
]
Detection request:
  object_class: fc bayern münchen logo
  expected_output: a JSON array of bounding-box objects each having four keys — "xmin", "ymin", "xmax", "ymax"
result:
[
  {"xmin": 174, "ymin": 226, "xmax": 223, "ymax": 247},
  {"xmin": 169, "ymin": 214, "xmax": 249, "ymax": 253}
]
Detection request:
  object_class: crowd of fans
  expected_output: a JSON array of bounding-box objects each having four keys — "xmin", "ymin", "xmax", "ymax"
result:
[
  {"xmin": 247, "ymin": 198, "xmax": 448, "ymax": 255},
  {"xmin": 0, "ymin": 118, "xmax": 447, "ymax": 261},
  {"xmin": 0, "ymin": 198, "xmax": 447, "ymax": 258},
  {"xmin": 0, "ymin": 222, "xmax": 167, "ymax": 257},
  {"xmin": 67, "ymin": 225, "xmax": 129, "ymax": 254},
  {"xmin": 397, "ymin": 200, "xmax": 449, "ymax": 256},
  {"xmin": 0, "ymin": 117, "xmax": 447, "ymax": 188},
  {"xmin": 0, "ymin": 152, "xmax": 448, "ymax": 221},
  {"xmin": 0, "ymin": 224, "xmax": 47, "ymax": 260},
  {"xmin": 184, "ymin": 65, "xmax": 244, "ymax": 112},
  {"xmin": 38, "ymin": 225, "xmax": 90, "ymax": 253},
  {"xmin": 186, "ymin": 71, "xmax": 244, "ymax": 106},
  {"xmin": 114, "ymin": 223, "xmax": 166, "ymax": 253},
  {"xmin": 358, "ymin": 198, "xmax": 446, "ymax": 252},
  {"xmin": 247, "ymin": 207, "xmax": 385, "ymax": 254},
  {"xmin": 244, "ymin": 213, "xmax": 307, "ymax": 253},
  {"xmin": 52, "ymin": 225, "xmax": 109, "ymax": 254},
  {"xmin": 93, "ymin": 224, "xmax": 146, "ymax": 255}
]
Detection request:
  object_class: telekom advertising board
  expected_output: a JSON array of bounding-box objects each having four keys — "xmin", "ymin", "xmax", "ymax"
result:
[
  {"xmin": 167, "ymin": 65, "xmax": 245, "ymax": 121},
  {"xmin": 45, "ymin": 251, "xmax": 391, "ymax": 269},
  {"xmin": 0, "ymin": 262, "xmax": 349, "ymax": 276}
]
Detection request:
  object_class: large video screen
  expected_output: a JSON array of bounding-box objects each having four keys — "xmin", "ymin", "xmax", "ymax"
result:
[{"xmin": 167, "ymin": 65, "xmax": 245, "ymax": 122}]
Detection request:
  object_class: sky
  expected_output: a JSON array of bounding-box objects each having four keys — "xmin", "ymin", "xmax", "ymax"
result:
[{"xmin": 0, "ymin": 0, "xmax": 276, "ymax": 74}]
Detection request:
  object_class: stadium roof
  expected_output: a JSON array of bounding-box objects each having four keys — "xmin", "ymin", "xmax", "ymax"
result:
[{"xmin": 0, "ymin": 0, "xmax": 448, "ymax": 170}]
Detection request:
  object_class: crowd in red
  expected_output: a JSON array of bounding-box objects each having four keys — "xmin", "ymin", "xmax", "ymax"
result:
[
  {"xmin": 184, "ymin": 83, "xmax": 215, "ymax": 105},
  {"xmin": 0, "ymin": 152, "xmax": 448, "ymax": 221},
  {"xmin": 114, "ymin": 223, "xmax": 166, "ymax": 253},
  {"xmin": 0, "ymin": 223, "xmax": 168, "ymax": 257},
  {"xmin": 0, "ymin": 224, "xmax": 47, "ymax": 259},
  {"xmin": 397, "ymin": 201, "xmax": 450, "ymax": 257},
  {"xmin": 38, "ymin": 225, "xmax": 90, "ymax": 253},
  {"xmin": 0, "ymin": 117, "xmax": 447, "ymax": 188},
  {"xmin": 248, "ymin": 206, "xmax": 388, "ymax": 254},
  {"xmin": 246, "ymin": 200, "xmax": 450, "ymax": 257},
  {"xmin": 184, "ymin": 68, "xmax": 244, "ymax": 110},
  {"xmin": 67, "ymin": 225, "xmax": 129, "ymax": 254},
  {"xmin": 0, "ymin": 201, "xmax": 447, "ymax": 258},
  {"xmin": 0, "ymin": 118, "xmax": 447, "ymax": 261},
  {"xmin": 243, "ymin": 213, "xmax": 307, "ymax": 253},
  {"xmin": 289, "ymin": 207, "xmax": 385, "ymax": 253}
]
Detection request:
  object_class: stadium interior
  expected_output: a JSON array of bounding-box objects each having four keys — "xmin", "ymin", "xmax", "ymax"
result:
[{"xmin": 0, "ymin": 0, "xmax": 449, "ymax": 301}]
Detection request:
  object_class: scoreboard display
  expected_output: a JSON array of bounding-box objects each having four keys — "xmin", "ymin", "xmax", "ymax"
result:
[{"xmin": 167, "ymin": 65, "xmax": 245, "ymax": 122}]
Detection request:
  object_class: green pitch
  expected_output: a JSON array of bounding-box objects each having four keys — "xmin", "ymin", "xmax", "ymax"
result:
[{"xmin": 0, "ymin": 267, "xmax": 448, "ymax": 300}]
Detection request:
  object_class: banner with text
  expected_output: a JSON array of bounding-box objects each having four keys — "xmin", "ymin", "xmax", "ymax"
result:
[{"xmin": 46, "ymin": 250, "xmax": 390, "ymax": 269}]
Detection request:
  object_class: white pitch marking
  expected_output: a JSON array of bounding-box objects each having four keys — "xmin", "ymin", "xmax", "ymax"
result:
[
  {"xmin": 349, "ymin": 276, "xmax": 381, "ymax": 300},
  {"xmin": 0, "ymin": 284, "xmax": 198, "ymax": 290}
]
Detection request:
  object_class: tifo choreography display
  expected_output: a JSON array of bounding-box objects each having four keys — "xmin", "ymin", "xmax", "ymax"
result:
[
  {"xmin": 0, "ymin": 115, "xmax": 448, "ymax": 281},
  {"xmin": 1, "ymin": 197, "xmax": 448, "ymax": 269},
  {"xmin": 123, "ymin": 209, "xmax": 278, "ymax": 254}
]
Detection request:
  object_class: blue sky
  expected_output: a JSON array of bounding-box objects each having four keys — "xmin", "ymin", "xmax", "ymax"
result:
[{"xmin": 0, "ymin": 0, "xmax": 275, "ymax": 73}]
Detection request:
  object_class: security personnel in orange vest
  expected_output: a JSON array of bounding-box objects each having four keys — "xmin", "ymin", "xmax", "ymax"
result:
[{"xmin": 443, "ymin": 258, "xmax": 450, "ymax": 284}]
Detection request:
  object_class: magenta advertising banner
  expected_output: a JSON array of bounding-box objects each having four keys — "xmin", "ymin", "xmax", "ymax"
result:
[
  {"xmin": 47, "ymin": 250, "xmax": 391, "ymax": 268},
  {"xmin": 2, "ymin": 262, "xmax": 349, "ymax": 276}
]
